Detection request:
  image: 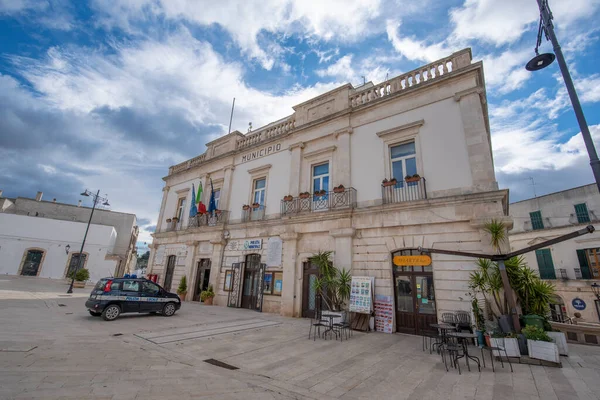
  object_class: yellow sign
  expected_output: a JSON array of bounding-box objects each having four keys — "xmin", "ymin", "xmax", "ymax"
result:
[{"xmin": 393, "ymin": 255, "xmax": 432, "ymax": 267}]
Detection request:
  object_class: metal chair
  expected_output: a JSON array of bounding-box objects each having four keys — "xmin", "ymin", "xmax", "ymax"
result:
[
  {"xmin": 308, "ymin": 304, "xmax": 329, "ymax": 341},
  {"xmin": 333, "ymin": 311, "xmax": 352, "ymax": 341},
  {"xmin": 480, "ymin": 345, "xmax": 513, "ymax": 372},
  {"xmin": 441, "ymin": 312, "xmax": 456, "ymax": 325}
]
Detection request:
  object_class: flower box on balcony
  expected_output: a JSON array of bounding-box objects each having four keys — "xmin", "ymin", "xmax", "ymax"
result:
[
  {"xmin": 172, "ymin": 217, "xmax": 179, "ymax": 222},
  {"xmin": 215, "ymin": 209, "xmax": 222, "ymax": 215},
  {"xmin": 316, "ymin": 190, "xmax": 327, "ymax": 196},
  {"xmin": 283, "ymin": 195, "xmax": 293, "ymax": 202},
  {"xmin": 242, "ymin": 205, "xmax": 250, "ymax": 210},
  {"xmin": 252, "ymin": 203, "xmax": 260, "ymax": 209},
  {"xmin": 166, "ymin": 218, "xmax": 172, "ymax": 223},
  {"xmin": 382, "ymin": 178, "xmax": 397, "ymax": 187},
  {"xmin": 299, "ymin": 192, "xmax": 310, "ymax": 199},
  {"xmin": 333, "ymin": 185, "xmax": 345, "ymax": 193},
  {"xmin": 405, "ymin": 174, "xmax": 421, "ymax": 183}
]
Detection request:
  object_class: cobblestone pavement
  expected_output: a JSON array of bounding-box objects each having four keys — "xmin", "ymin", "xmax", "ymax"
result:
[{"xmin": 2, "ymin": 276, "xmax": 600, "ymax": 399}]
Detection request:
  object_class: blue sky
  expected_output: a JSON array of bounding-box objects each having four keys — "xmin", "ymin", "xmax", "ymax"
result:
[{"xmin": 1, "ymin": 0, "xmax": 600, "ymax": 250}]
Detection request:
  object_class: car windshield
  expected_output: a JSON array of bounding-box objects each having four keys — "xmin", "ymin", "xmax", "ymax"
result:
[{"xmin": 93, "ymin": 279, "xmax": 110, "ymax": 291}]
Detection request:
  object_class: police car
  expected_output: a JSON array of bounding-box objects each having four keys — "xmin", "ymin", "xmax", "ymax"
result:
[{"xmin": 85, "ymin": 276, "xmax": 181, "ymax": 321}]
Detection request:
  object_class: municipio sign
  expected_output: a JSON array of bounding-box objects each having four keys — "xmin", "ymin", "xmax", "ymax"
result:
[{"xmin": 393, "ymin": 255, "xmax": 432, "ymax": 267}]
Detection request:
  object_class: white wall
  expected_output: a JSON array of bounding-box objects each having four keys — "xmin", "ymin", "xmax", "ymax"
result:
[
  {"xmin": 0, "ymin": 213, "xmax": 118, "ymax": 283},
  {"xmin": 352, "ymin": 97, "xmax": 472, "ymax": 205},
  {"xmin": 229, "ymin": 150, "xmax": 291, "ymax": 221}
]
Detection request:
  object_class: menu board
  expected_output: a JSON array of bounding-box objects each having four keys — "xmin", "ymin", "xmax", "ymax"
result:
[
  {"xmin": 349, "ymin": 276, "xmax": 373, "ymax": 314},
  {"xmin": 374, "ymin": 295, "xmax": 393, "ymax": 334}
]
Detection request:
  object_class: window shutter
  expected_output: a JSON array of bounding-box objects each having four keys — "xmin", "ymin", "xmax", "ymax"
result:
[
  {"xmin": 575, "ymin": 204, "xmax": 591, "ymax": 224},
  {"xmin": 535, "ymin": 249, "xmax": 556, "ymax": 279},
  {"xmin": 576, "ymin": 249, "xmax": 592, "ymax": 279},
  {"xmin": 530, "ymin": 211, "xmax": 544, "ymax": 230}
]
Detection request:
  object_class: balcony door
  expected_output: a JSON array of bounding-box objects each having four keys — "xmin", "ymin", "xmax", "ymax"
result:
[{"xmin": 312, "ymin": 163, "xmax": 329, "ymax": 211}]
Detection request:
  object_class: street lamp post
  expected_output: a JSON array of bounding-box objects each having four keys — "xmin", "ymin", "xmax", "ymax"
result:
[
  {"xmin": 526, "ymin": 0, "xmax": 600, "ymax": 193},
  {"xmin": 67, "ymin": 190, "xmax": 110, "ymax": 294}
]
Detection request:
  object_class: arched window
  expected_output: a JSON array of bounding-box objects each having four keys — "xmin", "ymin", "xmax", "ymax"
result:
[{"xmin": 20, "ymin": 249, "xmax": 45, "ymax": 276}]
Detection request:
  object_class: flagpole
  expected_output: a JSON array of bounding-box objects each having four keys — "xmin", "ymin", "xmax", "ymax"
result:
[{"xmin": 228, "ymin": 98, "xmax": 235, "ymax": 135}]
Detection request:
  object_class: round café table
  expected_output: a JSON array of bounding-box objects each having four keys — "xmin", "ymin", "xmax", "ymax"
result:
[
  {"xmin": 429, "ymin": 323, "xmax": 456, "ymax": 351},
  {"xmin": 447, "ymin": 332, "xmax": 481, "ymax": 372}
]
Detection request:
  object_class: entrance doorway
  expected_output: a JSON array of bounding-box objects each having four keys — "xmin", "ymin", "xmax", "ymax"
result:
[
  {"xmin": 21, "ymin": 250, "xmax": 44, "ymax": 276},
  {"xmin": 193, "ymin": 259, "xmax": 211, "ymax": 302},
  {"xmin": 164, "ymin": 255, "xmax": 176, "ymax": 291},
  {"xmin": 302, "ymin": 262, "xmax": 320, "ymax": 318},
  {"xmin": 66, "ymin": 253, "xmax": 87, "ymax": 277},
  {"xmin": 392, "ymin": 249, "xmax": 437, "ymax": 335},
  {"xmin": 241, "ymin": 254, "xmax": 264, "ymax": 311}
]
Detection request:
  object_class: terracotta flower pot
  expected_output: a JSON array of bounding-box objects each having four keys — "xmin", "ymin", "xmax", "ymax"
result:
[
  {"xmin": 333, "ymin": 186, "xmax": 345, "ymax": 193},
  {"xmin": 204, "ymin": 297, "xmax": 214, "ymax": 305},
  {"xmin": 382, "ymin": 181, "xmax": 396, "ymax": 187},
  {"xmin": 252, "ymin": 204, "xmax": 260, "ymax": 209},
  {"xmin": 73, "ymin": 281, "xmax": 86, "ymax": 289},
  {"xmin": 283, "ymin": 196, "xmax": 293, "ymax": 201},
  {"xmin": 178, "ymin": 292, "xmax": 187, "ymax": 301},
  {"xmin": 299, "ymin": 193, "xmax": 310, "ymax": 199},
  {"xmin": 405, "ymin": 176, "xmax": 421, "ymax": 183},
  {"xmin": 242, "ymin": 205, "xmax": 250, "ymax": 210}
]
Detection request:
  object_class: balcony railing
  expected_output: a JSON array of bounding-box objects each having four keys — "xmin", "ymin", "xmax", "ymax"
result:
[
  {"xmin": 558, "ymin": 269, "xmax": 568, "ymax": 280},
  {"xmin": 187, "ymin": 211, "xmax": 228, "ymax": 228},
  {"xmin": 381, "ymin": 178, "xmax": 427, "ymax": 204},
  {"xmin": 280, "ymin": 188, "xmax": 357, "ymax": 216},
  {"xmin": 242, "ymin": 206, "xmax": 266, "ymax": 222},
  {"xmin": 163, "ymin": 220, "xmax": 184, "ymax": 232}
]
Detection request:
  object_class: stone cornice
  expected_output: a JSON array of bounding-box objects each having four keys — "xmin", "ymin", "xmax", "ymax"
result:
[
  {"xmin": 453, "ymin": 87, "xmax": 484, "ymax": 102},
  {"xmin": 288, "ymin": 142, "xmax": 305, "ymax": 151},
  {"xmin": 303, "ymin": 145, "xmax": 337, "ymax": 159},
  {"xmin": 247, "ymin": 164, "xmax": 272, "ymax": 175},
  {"xmin": 333, "ymin": 127, "xmax": 353, "ymax": 139},
  {"xmin": 376, "ymin": 120, "xmax": 424, "ymax": 139}
]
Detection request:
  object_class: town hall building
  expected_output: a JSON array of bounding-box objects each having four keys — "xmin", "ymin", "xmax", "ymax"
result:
[{"xmin": 148, "ymin": 48, "xmax": 509, "ymax": 334}]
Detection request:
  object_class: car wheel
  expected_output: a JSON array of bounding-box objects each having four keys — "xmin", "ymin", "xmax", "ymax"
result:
[
  {"xmin": 162, "ymin": 302, "xmax": 176, "ymax": 317},
  {"xmin": 102, "ymin": 304, "xmax": 121, "ymax": 321},
  {"xmin": 89, "ymin": 310, "xmax": 101, "ymax": 317}
]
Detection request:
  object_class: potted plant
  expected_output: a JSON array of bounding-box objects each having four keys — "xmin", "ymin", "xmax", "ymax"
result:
[
  {"xmin": 283, "ymin": 195, "xmax": 293, "ymax": 201},
  {"xmin": 172, "ymin": 216, "xmax": 179, "ymax": 222},
  {"xmin": 166, "ymin": 218, "xmax": 172, "ymax": 223},
  {"xmin": 299, "ymin": 192, "xmax": 310, "ymax": 199},
  {"xmin": 200, "ymin": 285, "xmax": 215, "ymax": 305},
  {"xmin": 333, "ymin": 184, "xmax": 345, "ymax": 193},
  {"xmin": 69, "ymin": 268, "xmax": 90, "ymax": 288},
  {"xmin": 523, "ymin": 325, "xmax": 560, "ymax": 363},
  {"xmin": 316, "ymin": 189, "xmax": 327, "ymax": 196},
  {"xmin": 215, "ymin": 209, "xmax": 222, "ymax": 215},
  {"xmin": 242, "ymin": 204, "xmax": 250, "ymax": 210},
  {"xmin": 177, "ymin": 275, "xmax": 187, "ymax": 301},
  {"xmin": 470, "ymin": 296, "xmax": 486, "ymax": 347},
  {"xmin": 382, "ymin": 178, "xmax": 397, "ymax": 187},
  {"xmin": 405, "ymin": 174, "xmax": 421, "ymax": 183},
  {"xmin": 252, "ymin": 202, "xmax": 260, "ymax": 209},
  {"xmin": 310, "ymin": 251, "xmax": 351, "ymax": 320}
]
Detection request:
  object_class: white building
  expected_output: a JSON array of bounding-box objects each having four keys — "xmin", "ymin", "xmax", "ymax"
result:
[
  {"xmin": 149, "ymin": 48, "xmax": 509, "ymax": 334},
  {"xmin": 510, "ymin": 184, "xmax": 600, "ymax": 322},
  {"xmin": 0, "ymin": 191, "xmax": 138, "ymax": 283}
]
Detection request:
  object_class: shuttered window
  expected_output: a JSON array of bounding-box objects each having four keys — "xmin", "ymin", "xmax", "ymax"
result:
[
  {"xmin": 530, "ymin": 211, "xmax": 544, "ymax": 230},
  {"xmin": 575, "ymin": 203, "xmax": 591, "ymax": 224},
  {"xmin": 535, "ymin": 249, "xmax": 556, "ymax": 279}
]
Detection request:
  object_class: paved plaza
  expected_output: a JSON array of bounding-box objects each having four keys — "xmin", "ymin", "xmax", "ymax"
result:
[{"xmin": 2, "ymin": 277, "xmax": 600, "ymax": 399}]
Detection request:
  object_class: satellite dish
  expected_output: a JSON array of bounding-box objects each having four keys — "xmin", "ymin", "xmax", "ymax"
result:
[{"xmin": 526, "ymin": 53, "xmax": 555, "ymax": 71}]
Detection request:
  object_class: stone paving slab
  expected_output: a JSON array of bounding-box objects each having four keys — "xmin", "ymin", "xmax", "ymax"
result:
[{"xmin": 2, "ymin": 276, "xmax": 600, "ymax": 399}]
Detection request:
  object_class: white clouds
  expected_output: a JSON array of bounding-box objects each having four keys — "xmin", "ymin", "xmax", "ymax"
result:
[
  {"xmin": 385, "ymin": 19, "xmax": 452, "ymax": 63},
  {"xmin": 316, "ymin": 55, "xmax": 355, "ymax": 82},
  {"xmin": 450, "ymin": 0, "xmax": 600, "ymax": 46},
  {"xmin": 480, "ymin": 48, "xmax": 534, "ymax": 94},
  {"xmin": 0, "ymin": 0, "xmax": 46, "ymax": 13},
  {"xmin": 91, "ymin": 0, "xmax": 383, "ymax": 70}
]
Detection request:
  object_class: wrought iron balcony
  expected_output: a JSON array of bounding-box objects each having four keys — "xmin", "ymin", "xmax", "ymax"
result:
[
  {"xmin": 280, "ymin": 188, "xmax": 357, "ymax": 216},
  {"xmin": 242, "ymin": 206, "xmax": 266, "ymax": 222},
  {"xmin": 187, "ymin": 211, "xmax": 228, "ymax": 228},
  {"xmin": 558, "ymin": 268, "xmax": 568, "ymax": 280},
  {"xmin": 381, "ymin": 177, "xmax": 427, "ymax": 204}
]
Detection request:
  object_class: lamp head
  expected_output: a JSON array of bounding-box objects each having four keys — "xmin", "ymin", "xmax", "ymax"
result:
[
  {"xmin": 103, "ymin": 200, "xmax": 110, "ymax": 206},
  {"xmin": 80, "ymin": 191, "xmax": 89, "ymax": 196},
  {"xmin": 526, "ymin": 53, "xmax": 555, "ymax": 71},
  {"xmin": 65, "ymin": 244, "xmax": 70, "ymax": 254}
]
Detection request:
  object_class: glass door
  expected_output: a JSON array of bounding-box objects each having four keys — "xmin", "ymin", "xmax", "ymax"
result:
[
  {"xmin": 395, "ymin": 275, "xmax": 416, "ymax": 333},
  {"xmin": 312, "ymin": 163, "xmax": 329, "ymax": 211}
]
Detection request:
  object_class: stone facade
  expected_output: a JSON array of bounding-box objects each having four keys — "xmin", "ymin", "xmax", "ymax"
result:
[
  {"xmin": 149, "ymin": 48, "xmax": 509, "ymax": 333},
  {"xmin": 510, "ymin": 184, "xmax": 600, "ymax": 322}
]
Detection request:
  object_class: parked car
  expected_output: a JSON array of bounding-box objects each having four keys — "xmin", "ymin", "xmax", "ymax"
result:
[{"xmin": 85, "ymin": 277, "xmax": 181, "ymax": 321}]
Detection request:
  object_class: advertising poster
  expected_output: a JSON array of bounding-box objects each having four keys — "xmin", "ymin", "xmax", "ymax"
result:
[
  {"xmin": 349, "ymin": 276, "xmax": 373, "ymax": 314},
  {"xmin": 374, "ymin": 295, "xmax": 393, "ymax": 333}
]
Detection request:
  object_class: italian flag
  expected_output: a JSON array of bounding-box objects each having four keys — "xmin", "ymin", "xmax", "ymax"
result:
[{"xmin": 197, "ymin": 182, "xmax": 206, "ymax": 214}]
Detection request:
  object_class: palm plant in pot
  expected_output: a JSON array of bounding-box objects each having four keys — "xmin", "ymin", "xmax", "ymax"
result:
[
  {"xmin": 200, "ymin": 285, "xmax": 215, "ymax": 305},
  {"xmin": 177, "ymin": 275, "xmax": 187, "ymax": 301},
  {"xmin": 310, "ymin": 251, "xmax": 352, "ymax": 322}
]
